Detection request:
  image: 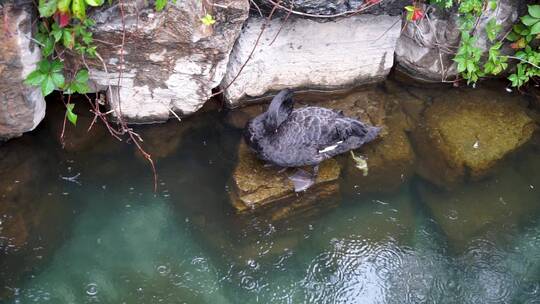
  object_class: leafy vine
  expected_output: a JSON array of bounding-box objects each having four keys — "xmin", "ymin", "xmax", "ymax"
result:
[{"xmin": 408, "ymin": 0, "xmax": 540, "ymax": 88}]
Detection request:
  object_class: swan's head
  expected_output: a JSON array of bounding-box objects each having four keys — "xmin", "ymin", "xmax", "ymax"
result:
[
  {"xmin": 243, "ymin": 89, "xmax": 295, "ymax": 152},
  {"xmin": 264, "ymin": 89, "xmax": 294, "ymax": 132}
]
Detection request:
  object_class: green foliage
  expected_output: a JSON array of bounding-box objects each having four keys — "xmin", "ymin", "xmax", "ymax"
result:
[
  {"xmin": 508, "ymin": 46, "xmax": 540, "ymax": 87},
  {"xmin": 155, "ymin": 0, "xmax": 177, "ymax": 12},
  {"xmin": 64, "ymin": 69, "xmax": 91, "ymax": 94},
  {"xmin": 454, "ymin": 31, "xmax": 483, "ymax": 84},
  {"xmin": 506, "ymin": 5, "xmax": 540, "ymax": 87},
  {"xmin": 24, "ymin": 60, "xmax": 65, "ymax": 96},
  {"xmin": 431, "ymin": 1, "xmax": 540, "ymax": 88},
  {"xmin": 485, "ymin": 19, "xmax": 501, "ymax": 42},
  {"xmin": 430, "ymin": 0, "xmax": 453, "ymax": 9},
  {"xmin": 66, "ymin": 103, "xmax": 78, "ymax": 125},
  {"xmin": 483, "ymin": 42, "xmax": 507, "ymax": 75}
]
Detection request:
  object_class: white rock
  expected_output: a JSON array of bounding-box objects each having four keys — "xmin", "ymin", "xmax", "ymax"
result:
[
  {"xmin": 0, "ymin": 4, "xmax": 45, "ymax": 140},
  {"xmin": 222, "ymin": 14, "xmax": 401, "ymax": 105},
  {"xmin": 82, "ymin": 0, "xmax": 249, "ymax": 122}
]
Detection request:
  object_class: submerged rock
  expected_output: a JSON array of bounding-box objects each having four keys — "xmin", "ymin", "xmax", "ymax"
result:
[
  {"xmin": 311, "ymin": 190, "xmax": 417, "ymax": 246},
  {"xmin": 222, "ymin": 15, "xmax": 401, "ymax": 105},
  {"xmin": 0, "ymin": 3, "xmax": 45, "ymax": 140},
  {"xmin": 418, "ymin": 163, "xmax": 540, "ymax": 252},
  {"xmin": 133, "ymin": 120, "xmax": 190, "ymax": 160},
  {"xmin": 74, "ymin": 0, "xmax": 249, "ymax": 122},
  {"xmin": 343, "ymin": 112, "xmax": 415, "ymax": 194},
  {"xmin": 412, "ymin": 89, "xmax": 536, "ymax": 188},
  {"xmin": 230, "ymin": 142, "xmax": 340, "ymax": 218}
]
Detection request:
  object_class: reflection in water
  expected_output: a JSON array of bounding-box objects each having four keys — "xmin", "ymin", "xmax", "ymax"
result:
[
  {"xmin": 1, "ymin": 83, "xmax": 540, "ymax": 304},
  {"xmin": 18, "ymin": 197, "xmax": 230, "ymax": 303}
]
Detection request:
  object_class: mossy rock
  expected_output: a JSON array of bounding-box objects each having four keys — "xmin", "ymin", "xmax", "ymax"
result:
[
  {"xmin": 412, "ymin": 89, "xmax": 536, "ymax": 188},
  {"xmin": 229, "ymin": 142, "xmax": 341, "ymax": 219}
]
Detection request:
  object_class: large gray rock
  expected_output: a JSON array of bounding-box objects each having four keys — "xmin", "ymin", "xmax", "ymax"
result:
[
  {"xmin": 81, "ymin": 0, "xmax": 249, "ymax": 122},
  {"xmin": 396, "ymin": 0, "xmax": 522, "ymax": 82},
  {"xmin": 251, "ymin": 0, "xmax": 410, "ymax": 16},
  {"xmin": 222, "ymin": 14, "xmax": 401, "ymax": 105},
  {"xmin": 0, "ymin": 2, "xmax": 45, "ymax": 140}
]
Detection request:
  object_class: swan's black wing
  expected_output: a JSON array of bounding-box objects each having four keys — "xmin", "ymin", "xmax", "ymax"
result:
[
  {"xmin": 278, "ymin": 107, "xmax": 342, "ymax": 148},
  {"xmin": 284, "ymin": 107, "xmax": 372, "ymax": 148},
  {"xmin": 265, "ymin": 107, "xmax": 377, "ymax": 167}
]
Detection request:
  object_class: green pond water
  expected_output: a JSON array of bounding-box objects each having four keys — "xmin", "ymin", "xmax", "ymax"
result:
[{"xmin": 1, "ymin": 81, "xmax": 540, "ymax": 304}]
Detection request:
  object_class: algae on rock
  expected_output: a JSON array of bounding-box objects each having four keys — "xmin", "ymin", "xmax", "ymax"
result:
[{"xmin": 229, "ymin": 142, "xmax": 341, "ymax": 220}]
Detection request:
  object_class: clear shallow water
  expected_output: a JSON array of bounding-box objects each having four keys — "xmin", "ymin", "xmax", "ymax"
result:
[{"xmin": 1, "ymin": 85, "xmax": 540, "ymax": 303}]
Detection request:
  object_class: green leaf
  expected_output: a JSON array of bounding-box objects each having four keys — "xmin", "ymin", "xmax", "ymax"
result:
[
  {"xmin": 75, "ymin": 69, "xmax": 89, "ymax": 83},
  {"xmin": 531, "ymin": 21, "xmax": 540, "ymax": 35},
  {"xmin": 529, "ymin": 5, "xmax": 540, "ymax": 19},
  {"xmin": 467, "ymin": 61, "xmax": 476, "ymax": 73},
  {"xmin": 155, "ymin": 0, "xmax": 167, "ymax": 11},
  {"xmin": 38, "ymin": 0, "xmax": 58, "ymax": 17},
  {"xmin": 85, "ymin": 46, "xmax": 97, "ymax": 58},
  {"xmin": 200, "ymin": 14, "xmax": 216, "ymax": 26},
  {"xmin": 62, "ymin": 30, "xmax": 75, "ymax": 49},
  {"xmin": 51, "ymin": 72, "xmax": 65, "ymax": 88},
  {"xmin": 66, "ymin": 103, "xmax": 78, "ymax": 126},
  {"xmin": 406, "ymin": 11, "xmax": 413, "ymax": 21},
  {"xmin": 57, "ymin": 0, "xmax": 71, "ymax": 13},
  {"xmin": 24, "ymin": 70, "xmax": 46, "ymax": 86},
  {"xmin": 506, "ymin": 32, "xmax": 519, "ymax": 42},
  {"xmin": 51, "ymin": 27, "xmax": 63, "ymax": 42},
  {"xmin": 83, "ymin": 18, "xmax": 96, "ymax": 27},
  {"xmin": 73, "ymin": 82, "xmax": 90, "ymax": 94},
  {"xmin": 38, "ymin": 60, "xmax": 51, "ymax": 73},
  {"xmin": 85, "ymin": 0, "xmax": 104, "ymax": 6},
  {"xmin": 42, "ymin": 37, "xmax": 55, "ymax": 57},
  {"xmin": 51, "ymin": 60, "xmax": 64, "ymax": 73},
  {"xmin": 513, "ymin": 23, "xmax": 527, "ymax": 35},
  {"xmin": 404, "ymin": 5, "xmax": 415, "ymax": 12},
  {"xmin": 72, "ymin": 0, "xmax": 86, "ymax": 20},
  {"xmin": 41, "ymin": 75, "xmax": 56, "ymax": 96},
  {"xmin": 485, "ymin": 19, "xmax": 501, "ymax": 42},
  {"xmin": 521, "ymin": 15, "xmax": 540, "ymax": 27},
  {"xmin": 80, "ymin": 31, "xmax": 93, "ymax": 45}
]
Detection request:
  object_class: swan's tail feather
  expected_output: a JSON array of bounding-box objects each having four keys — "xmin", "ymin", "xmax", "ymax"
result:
[{"xmin": 364, "ymin": 126, "xmax": 381, "ymax": 143}]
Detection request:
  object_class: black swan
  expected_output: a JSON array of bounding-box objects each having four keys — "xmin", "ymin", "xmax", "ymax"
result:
[{"xmin": 244, "ymin": 89, "xmax": 381, "ymax": 191}]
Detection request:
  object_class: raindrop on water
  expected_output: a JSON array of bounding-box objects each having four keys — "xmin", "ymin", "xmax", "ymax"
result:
[
  {"xmin": 447, "ymin": 209, "xmax": 459, "ymax": 220},
  {"xmin": 86, "ymin": 283, "xmax": 98, "ymax": 296},
  {"xmin": 157, "ymin": 265, "xmax": 169, "ymax": 275}
]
